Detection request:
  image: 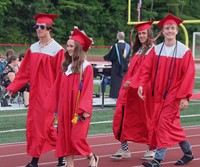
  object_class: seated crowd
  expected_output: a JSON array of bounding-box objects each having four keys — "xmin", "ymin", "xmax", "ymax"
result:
[{"xmin": 0, "ymin": 49, "xmax": 29, "ymax": 107}]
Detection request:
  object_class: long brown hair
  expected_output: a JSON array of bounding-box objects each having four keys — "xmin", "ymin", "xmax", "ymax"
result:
[
  {"xmin": 132, "ymin": 29, "xmax": 154, "ymax": 57},
  {"xmin": 62, "ymin": 40, "xmax": 85, "ymax": 73}
]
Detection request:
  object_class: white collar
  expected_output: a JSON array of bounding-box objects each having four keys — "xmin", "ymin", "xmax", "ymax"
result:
[
  {"xmin": 118, "ymin": 40, "xmax": 125, "ymax": 43},
  {"xmin": 65, "ymin": 60, "xmax": 90, "ymax": 76}
]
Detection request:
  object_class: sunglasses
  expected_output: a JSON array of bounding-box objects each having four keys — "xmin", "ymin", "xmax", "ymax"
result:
[{"xmin": 34, "ymin": 24, "xmax": 46, "ymax": 30}]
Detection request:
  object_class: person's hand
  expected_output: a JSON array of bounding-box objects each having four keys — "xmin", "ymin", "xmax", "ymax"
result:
[
  {"xmin": 123, "ymin": 81, "xmax": 131, "ymax": 89},
  {"xmin": 138, "ymin": 86, "xmax": 145, "ymax": 100},
  {"xmin": 180, "ymin": 98, "xmax": 188, "ymax": 110},
  {"xmin": 83, "ymin": 112, "xmax": 90, "ymax": 119}
]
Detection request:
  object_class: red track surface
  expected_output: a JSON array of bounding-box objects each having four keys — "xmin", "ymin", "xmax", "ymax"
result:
[{"xmin": 0, "ymin": 126, "xmax": 200, "ymax": 167}]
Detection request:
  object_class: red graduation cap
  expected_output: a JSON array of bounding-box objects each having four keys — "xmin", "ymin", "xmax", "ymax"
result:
[
  {"xmin": 157, "ymin": 14, "xmax": 183, "ymax": 27},
  {"xmin": 134, "ymin": 20, "xmax": 154, "ymax": 32},
  {"xmin": 34, "ymin": 13, "xmax": 58, "ymax": 25},
  {"xmin": 70, "ymin": 29, "xmax": 92, "ymax": 52}
]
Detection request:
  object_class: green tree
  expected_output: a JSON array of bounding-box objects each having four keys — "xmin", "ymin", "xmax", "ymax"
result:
[{"xmin": 0, "ymin": 0, "xmax": 200, "ymax": 47}]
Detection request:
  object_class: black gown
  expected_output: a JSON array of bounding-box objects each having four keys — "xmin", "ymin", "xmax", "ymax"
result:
[{"xmin": 104, "ymin": 42, "xmax": 130, "ymax": 98}]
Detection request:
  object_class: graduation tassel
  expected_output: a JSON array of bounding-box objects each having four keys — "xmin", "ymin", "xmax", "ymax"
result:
[
  {"xmin": 71, "ymin": 90, "xmax": 81, "ymax": 124},
  {"xmin": 71, "ymin": 113, "xmax": 79, "ymax": 124},
  {"xmin": 71, "ymin": 65, "xmax": 83, "ymax": 124}
]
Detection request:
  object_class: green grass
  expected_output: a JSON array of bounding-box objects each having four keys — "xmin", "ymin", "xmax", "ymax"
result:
[
  {"xmin": 180, "ymin": 101, "xmax": 200, "ymax": 126},
  {"xmin": 196, "ymin": 69, "xmax": 200, "ymax": 77},
  {"xmin": 0, "ymin": 131, "xmax": 26, "ymax": 144},
  {"xmin": 0, "ymin": 69, "xmax": 200, "ymax": 144},
  {"xmin": 0, "ymin": 102, "xmax": 200, "ymax": 144},
  {"xmin": 86, "ymin": 47, "xmax": 110, "ymax": 56}
]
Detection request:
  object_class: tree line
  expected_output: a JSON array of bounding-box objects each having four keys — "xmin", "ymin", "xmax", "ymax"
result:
[{"xmin": 0, "ymin": 0, "xmax": 200, "ymax": 46}]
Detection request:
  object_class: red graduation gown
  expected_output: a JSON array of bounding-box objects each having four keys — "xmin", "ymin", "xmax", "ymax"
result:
[
  {"xmin": 113, "ymin": 46, "xmax": 154, "ymax": 144},
  {"xmin": 55, "ymin": 60, "xmax": 93, "ymax": 157},
  {"xmin": 7, "ymin": 39, "xmax": 65, "ymax": 157},
  {"xmin": 140, "ymin": 41, "xmax": 195, "ymax": 149}
]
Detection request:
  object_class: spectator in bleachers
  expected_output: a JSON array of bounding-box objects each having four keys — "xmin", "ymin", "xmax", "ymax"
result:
[
  {"xmin": 18, "ymin": 52, "xmax": 25, "ymax": 68},
  {"xmin": 5, "ymin": 49, "xmax": 15, "ymax": 61},
  {"xmin": 1, "ymin": 55, "xmax": 29, "ymax": 107},
  {"xmin": 0, "ymin": 53, "xmax": 6, "ymax": 74},
  {"xmin": 2, "ymin": 55, "xmax": 18, "ymax": 87},
  {"xmin": 4, "ymin": 49, "xmax": 17, "ymax": 73},
  {"xmin": 15, "ymin": 52, "xmax": 25, "ymax": 73},
  {"xmin": 0, "ymin": 53, "xmax": 7, "ymax": 106},
  {"xmin": 16, "ymin": 53, "xmax": 29, "ymax": 107}
]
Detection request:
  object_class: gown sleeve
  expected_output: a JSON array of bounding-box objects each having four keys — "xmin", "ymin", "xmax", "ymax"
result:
[
  {"xmin": 103, "ymin": 45, "xmax": 116, "ymax": 62},
  {"xmin": 176, "ymin": 50, "xmax": 195, "ymax": 100}
]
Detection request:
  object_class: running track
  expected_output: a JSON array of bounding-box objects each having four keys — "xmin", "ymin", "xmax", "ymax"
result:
[{"xmin": 0, "ymin": 126, "xmax": 200, "ymax": 167}]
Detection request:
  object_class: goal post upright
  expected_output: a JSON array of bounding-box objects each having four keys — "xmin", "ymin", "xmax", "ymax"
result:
[
  {"xmin": 127, "ymin": 0, "xmax": 200, "ymax": 48},
  {"xmin": 192, "ymin": 32, "xmax": 200, "ymax": 59}
]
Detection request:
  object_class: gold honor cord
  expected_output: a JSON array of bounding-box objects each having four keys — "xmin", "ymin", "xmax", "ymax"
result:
[{"xmin": 71, "ymin": 65, "xmax": 83, "ymax": 124}]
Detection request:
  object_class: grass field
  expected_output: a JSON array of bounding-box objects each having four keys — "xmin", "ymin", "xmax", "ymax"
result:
[
  {"xmin": 0, "ymin": 61, "xmax": 200, "ymax": 144},
  {"xmin": 0, "ymin": 101, "xmax": 200, "ymax": 144}
]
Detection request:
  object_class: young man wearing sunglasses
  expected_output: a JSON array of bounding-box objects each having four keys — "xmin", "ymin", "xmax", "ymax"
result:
[{"xmin": 7, "ymin": 13, "xmax": 65, "ymax": 167}]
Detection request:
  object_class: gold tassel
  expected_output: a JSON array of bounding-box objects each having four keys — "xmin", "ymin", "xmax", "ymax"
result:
[
  {"xmin": 71, "ymin": 113, "xmax": 78, "ymax": 124},
  {"xmin": 71, "ymin": 66, "xmax": 83, "ymax": 124}
]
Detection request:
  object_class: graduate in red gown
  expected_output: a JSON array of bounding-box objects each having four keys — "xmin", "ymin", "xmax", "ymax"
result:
[
  {"xmin": 138, "ymin": 14, "xmax": 195, "ymax": 167},
  {"xmin": 111, "ymin": 21, "xmax": 155, "ymax": 160},
  {"xmin": 55, "ymin": 28, "xmax": 99, "ymax": 167},
  {"xmin": 6, "ymin": 13, "xmax": 65, "ymax": 167}
]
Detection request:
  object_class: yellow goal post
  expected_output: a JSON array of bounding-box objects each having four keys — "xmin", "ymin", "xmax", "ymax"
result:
[{"xmin": 127, "ymin": 0, "xmax": 200, "ymax": 47}]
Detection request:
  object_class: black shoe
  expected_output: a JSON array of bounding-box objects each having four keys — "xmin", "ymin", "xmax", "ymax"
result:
[
  {"xmin": 142, "ymin": 159, "xmax": 160, "ymax": 167},
  {"xmin": 55, "ymin": 163, "xmax": 66, "ymax": 167},
  {"xmin": 25, "ymin": 163, "xmax": 38, "ymax": 167},
  {"xmin": 175, "ymin": 154, "xmax": 194, "ymax": 165},
  {"xmin": 55, "ymin": 157, "xmax": 66, "ymax": 167},
  {"xmin": 24, "ymin": 104, "xmax": 29, "ymax": 108}
]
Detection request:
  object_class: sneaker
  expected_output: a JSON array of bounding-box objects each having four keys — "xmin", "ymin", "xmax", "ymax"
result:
[
  {"xmin": 141, "ymin": 150, "xmax": 155, "ymax": 160},
  {"xmin": 142, "ymin": 159, "xmax": 160, "ymax": 167},
  {"xmin": 110, "ymin": 148, "xmax": 131, "ymax": 160},
  {"xmin": 55, "ymin": 157, "xmax": 66, "ymax": 167},
  {"xmin": 175, "ymin": 154, "xmax": 194, "ymax": 165}
]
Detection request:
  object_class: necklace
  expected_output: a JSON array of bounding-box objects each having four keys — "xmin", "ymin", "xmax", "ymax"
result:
[
  {"xmin": 39, "ymin": 38, "xmax": 53, "ymax": 48},
  {"xmin": 138, "ymin": 47, "xmax": 145, "ymax": 53}
]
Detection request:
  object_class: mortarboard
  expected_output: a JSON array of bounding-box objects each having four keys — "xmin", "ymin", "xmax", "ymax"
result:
[
  {"xmin": 34, "ymin": 13, "xmax": 58, "ymax": 25},
  {"xmin": 134, "ymin": 20, "xmax": 154, "ymax": 32},
  {"xmin": 70, "ymin": 28, "xmax": 92, "ymax": 52},
  {"xmin": 157, "ymin": 14, "xmax": 183, "ymax": 27}
]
